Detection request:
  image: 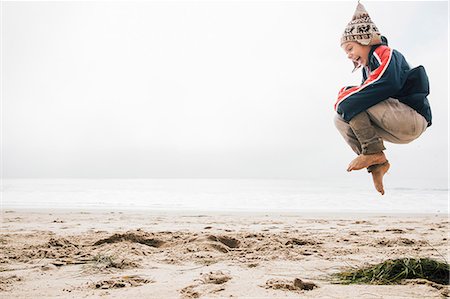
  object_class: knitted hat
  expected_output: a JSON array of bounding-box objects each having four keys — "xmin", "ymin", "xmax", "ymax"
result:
[{"xmin": 341, "ymin": 2, "xmax": 381, "ymax": 46}]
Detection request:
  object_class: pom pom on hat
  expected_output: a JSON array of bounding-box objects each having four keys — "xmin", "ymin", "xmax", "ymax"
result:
[{"xmin": 341, "ymin": 2, "xmax": 381, "ymax": 46}]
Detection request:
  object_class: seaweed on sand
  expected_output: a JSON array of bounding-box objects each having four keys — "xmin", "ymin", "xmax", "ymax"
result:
[{"xmin": 334, "ymin": 258, "xmax": 449, "ymax": 285}]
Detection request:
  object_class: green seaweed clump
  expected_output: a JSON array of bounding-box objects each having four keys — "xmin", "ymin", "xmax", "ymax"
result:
[{"xmin": 334, "ymin": 258, "xmax": 450, "ymax": 285}]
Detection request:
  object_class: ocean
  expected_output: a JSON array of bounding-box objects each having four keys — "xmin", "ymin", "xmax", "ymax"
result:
[{"xmin": 1, "ymin": 178, "xmax": 448, "ymax": 214}]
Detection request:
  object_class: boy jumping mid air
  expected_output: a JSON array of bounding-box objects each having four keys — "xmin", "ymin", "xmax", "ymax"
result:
[{"xmin": 334, "ymin": 2, "xmax": 432, "ymax": 195}]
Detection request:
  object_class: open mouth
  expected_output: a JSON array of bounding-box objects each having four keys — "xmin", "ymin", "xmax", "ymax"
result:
[{"xmin": 351, "ymin": 57, "xmax": 362, "ymax": 72}]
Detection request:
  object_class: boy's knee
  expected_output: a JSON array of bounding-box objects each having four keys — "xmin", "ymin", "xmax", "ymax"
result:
[{"xmin": 334, "ymin": 114, "xmax": 354, "ymax": 137}]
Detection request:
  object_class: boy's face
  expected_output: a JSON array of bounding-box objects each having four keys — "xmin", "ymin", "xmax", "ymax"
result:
[{"xmin": 342, "ymin": 42, "xmax": 371, "ymax": 67}]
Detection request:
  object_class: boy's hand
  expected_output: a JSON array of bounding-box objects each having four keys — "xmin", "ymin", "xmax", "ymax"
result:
[{"xmin": 338, "ymin": 86, "xmax": 356, "ymax": 96}]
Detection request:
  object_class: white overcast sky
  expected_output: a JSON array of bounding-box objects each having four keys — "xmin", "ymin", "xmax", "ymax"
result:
[{"xmin": 1, "ymin": 1, "xmax": 448, "ymax": 181}]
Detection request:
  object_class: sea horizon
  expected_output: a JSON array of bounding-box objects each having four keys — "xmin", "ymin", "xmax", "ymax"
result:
[{"xmin": 1, "ymin": 178, "xmax": 448, "ymax": 214}]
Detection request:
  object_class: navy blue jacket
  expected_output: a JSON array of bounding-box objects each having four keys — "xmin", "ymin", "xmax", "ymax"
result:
[{"xmin": 335, "ymin": 40, "xmax": 432, "ymax": 127}]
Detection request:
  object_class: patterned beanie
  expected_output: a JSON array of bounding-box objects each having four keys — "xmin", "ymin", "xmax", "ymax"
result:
[{"xmin": 341, "ymin": 2, "xmax": 381, "ymax": 46}]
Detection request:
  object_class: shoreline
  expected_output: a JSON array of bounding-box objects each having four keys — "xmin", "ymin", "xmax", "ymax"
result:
[{"xmin": 2, "ymin": 207, "xmax": 448, "ymax": 218}]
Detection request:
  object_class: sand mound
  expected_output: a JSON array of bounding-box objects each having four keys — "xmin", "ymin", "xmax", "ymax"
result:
[
  {"xmin": 47, "ymin": 238, "xmax": 78, "ymax": 247},
  {"xmin": 207, "ymin": 235, "xmax": 240, "ymax": 249},
  {"xmin": 93, "ymin": 232, "xmax": 165, "ymax": 248},
  {"xmin": 19, "ymin": 237, "xmax": 89, "ymax": 261},
  {"xmin": 264, "ymin": 278, "xmax": 317, "ymax": 292},
  {"xmin": 200, "ymin": 271, "xmax": 232, "ymax": 284}
]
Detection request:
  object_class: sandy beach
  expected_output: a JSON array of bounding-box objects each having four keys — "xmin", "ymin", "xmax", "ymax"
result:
[{"xmin": 1, "ymin": 209, "xmax": 448, "ymax": 298}]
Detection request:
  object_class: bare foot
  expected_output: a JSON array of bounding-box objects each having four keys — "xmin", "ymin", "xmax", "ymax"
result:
[
  {"xmin": 371, "ymin": 162, "xmax": 390, "ymax": 195},
  {"xmin": 347, "ymin": 152, "xmax": 387, "ymax": 172}
]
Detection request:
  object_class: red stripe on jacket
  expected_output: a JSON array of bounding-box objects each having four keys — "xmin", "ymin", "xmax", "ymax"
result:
[{"xmin": 334, "ymin": 46, "xmax": 393, "ymax": 111}]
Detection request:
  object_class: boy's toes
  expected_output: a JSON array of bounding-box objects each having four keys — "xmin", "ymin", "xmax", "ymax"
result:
[
  {"xmin": 375, "ymin": 182, "xmax": 385, "ymax": 195},
  {"xmin": 371, "ymin": 161, "xmax": 390, "ymax": 196}
]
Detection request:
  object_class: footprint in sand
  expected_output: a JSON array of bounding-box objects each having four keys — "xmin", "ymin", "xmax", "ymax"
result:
[
  {"xmin": 92, "ymin": 275, "xmax": 154, "ymax": 289},
  {"xmin": 180, "ymin": 270, "xmax": 232, "ymax": 298},
  {"xmin": 385, "ymin": 228, "xmax": 405, "ymax": 234},
  {"xmin": 0, "ymin": 275, "xmax": 22, "ymax": 292},
  {"xmin": 375, "ymin": 237, "xmax": 424, "ymax": 247}
]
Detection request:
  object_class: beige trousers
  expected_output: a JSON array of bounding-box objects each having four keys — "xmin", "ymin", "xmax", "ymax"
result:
[{"xmin": 334, "ymin": 98, "xmax": 428, "ymax": 155}]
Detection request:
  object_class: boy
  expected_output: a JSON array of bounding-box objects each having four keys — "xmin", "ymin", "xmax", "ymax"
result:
[{"xmin": 334, "ymin": 2, "xmax": 432, "ymax": 195}]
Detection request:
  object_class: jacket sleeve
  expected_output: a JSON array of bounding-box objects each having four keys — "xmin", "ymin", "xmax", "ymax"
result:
[{"xmin": 334, "ymin": 46, "xmax": 404, "ymax": 121}]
